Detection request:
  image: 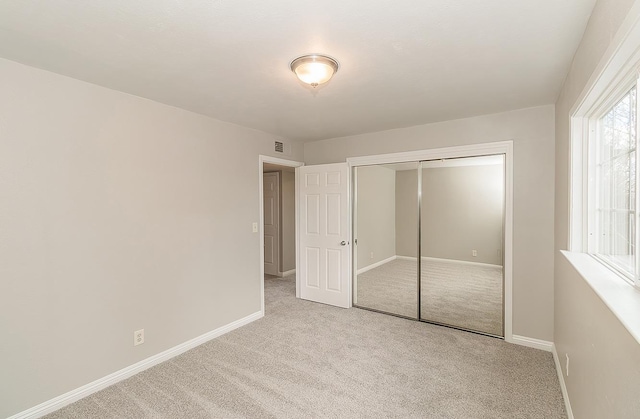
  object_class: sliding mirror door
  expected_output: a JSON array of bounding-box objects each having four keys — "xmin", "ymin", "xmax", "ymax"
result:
[
  {"xmin": 419, "ymin": 155, "xmax": 505, "ymax": 336},
  {"xmin": 354, "ymin": 163, "xmax": 419, "ymax": 318}
]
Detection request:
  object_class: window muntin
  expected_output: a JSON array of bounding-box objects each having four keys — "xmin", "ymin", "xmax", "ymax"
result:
[{"xmin": 592, "ymin": 86, "xmax": 637, "ymax": 281}]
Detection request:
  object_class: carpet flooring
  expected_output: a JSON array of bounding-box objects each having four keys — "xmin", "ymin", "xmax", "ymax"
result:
[
  {"xmin": 356, "ymin": 258, "xmax": 503, "ymax": 336},
  {"xmin": 45, "ymin": 274, "xmax": 565, "ymax": 418}
]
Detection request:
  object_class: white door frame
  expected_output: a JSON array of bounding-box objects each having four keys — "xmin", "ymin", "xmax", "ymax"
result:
[
  {"xmin": 259, "ymin": 155, "xmax": 304, "ymax": 315},
  {"xmin": 347, "ymin": 140, "xmax": 514, "ymax": 343}
]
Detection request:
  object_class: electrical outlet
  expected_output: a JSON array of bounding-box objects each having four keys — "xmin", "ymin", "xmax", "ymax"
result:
[
  {"xmin": 134, "ymin": 329, "xmax": 144, "ymax": 346},
  {"xmin": 370, "ymin": 252, "xmax": 374, "ymax": 259},
  {"xmin": 565, "ymin": 354, "xmax": 569, "ymax": 376},
  {"xmin": 472, "ymin": 250, "xmax": 477, "ymax": 257}
]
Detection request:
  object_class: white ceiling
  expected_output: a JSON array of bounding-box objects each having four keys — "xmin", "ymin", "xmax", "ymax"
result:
[{"xmin": 0, "ymin": 0, "xmax": 596, "ymax": 142}]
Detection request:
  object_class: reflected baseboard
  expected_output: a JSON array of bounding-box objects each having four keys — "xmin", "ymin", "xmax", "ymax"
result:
[
  {"xmin": 357, "ymin": 255, "xmax": 397, "ymax": 275},
  {"xmin": 357, "ymin": 255, "xmax": 501, "ymax": 275},
  {"xmin": 277, "ymin": 269, "xmax": 296, "ymax": 277},
  {"xmin": 395, "ymin": 255, "xmax": 502, "ymax": 269}
]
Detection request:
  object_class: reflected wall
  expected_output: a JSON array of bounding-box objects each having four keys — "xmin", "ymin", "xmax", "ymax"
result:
[
  {"xmin": 355, "ymin": 163, "xmax": 418, "ymax": 318},
  {"xmin": 420, "ymin": 156, "xmax": 505, "ymax": 336}
]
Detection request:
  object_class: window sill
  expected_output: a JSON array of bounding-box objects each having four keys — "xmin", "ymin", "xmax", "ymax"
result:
[{"xmin": 561, "ymin": 250, "xmax": 640, "ymax": 344}]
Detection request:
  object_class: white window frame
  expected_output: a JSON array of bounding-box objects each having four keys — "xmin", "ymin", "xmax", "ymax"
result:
[
  {"xmin": 567, "ymin": 2, "xmax": 640, "ymax": 345},
  {"xmin": 587, "ymin": 82, "xmax": 639, "ymax": 285},
  {"xmin": 572, "ymin": 74, "xmax": 640, "ymax": 289},
  {"xmin": 569, "ymin": 11, "xmax": 640, "ymax": 290}
]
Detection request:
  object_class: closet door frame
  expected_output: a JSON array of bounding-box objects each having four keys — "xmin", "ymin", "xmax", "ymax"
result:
[{"xmin": 347, "ymin": 141, "xmax": 514, "ymax": 343}]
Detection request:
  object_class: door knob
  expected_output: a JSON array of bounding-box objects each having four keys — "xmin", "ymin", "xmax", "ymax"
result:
[{"xmin": 340, "ymin": 241, "xmax": 347, "ymax": 246}]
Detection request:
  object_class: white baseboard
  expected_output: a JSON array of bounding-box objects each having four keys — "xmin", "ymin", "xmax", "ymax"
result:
[
  {"xmin": 421, "ymin": 256, "xmax": 502, "ymax": 268},
  {"xmin": 277, "ymin": 269, "xmax": 296, "ymax": 277},
  {"xmin": 395, "ymin": 255, "xmax": 501, "ymax": 268},
  {"xmin": 509, "ymin": 338, "xmax": 572, "ymax": 417},
  {"xmin": 357, "ymin": 255, "xmax": 396, "ymax": 274},
  {"xmin": 510, "ymin": 334, "xmax": 553, "ymax": 352},
  {"xmin": 394, "ymin": 255, "xmax": 416, "ymax": 261},
  {"xmin": 8, "ymin": 311, "xmax": 264, "ymax": 419},
  {"xmin": 552, "ymin": 344, "xmax": 574, "ymax": 419}
]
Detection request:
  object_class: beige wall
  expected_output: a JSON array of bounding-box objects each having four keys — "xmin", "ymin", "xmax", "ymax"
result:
[
  {"xmin": 305, "ymin": 105, "xmax": 556, "ymax": 341},
  {"xmin": 422, "ymin": 165, "xmax": 503, "ymax": 265},
  {"xmin": 554, "ymin": 0, "xmax": 640, "ymax": 417},
  {"xmin": 395, "ymin": 170, "xmax": 419, "ymax": 258},
  {"xmin": 555, "ymin": 256, "xmax": 640, "ymax": 418},
  {"xmin": 356, "ymin": 165, "xmax": 396, "ymax": 269},
  {"xmin": 0, "ymin": 58, "xmax": 302, "ymax": 418},
  {"xmin": 394, "ymin": 166, "xmax": 504, "ymax": 265},
  {"xmin": 280, "ymin": 170, "xmax": 296, "ymax": 272}
]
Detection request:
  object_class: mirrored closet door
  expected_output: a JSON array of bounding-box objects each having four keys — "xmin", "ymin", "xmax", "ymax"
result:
[
  {"xmin": 353, "ymin": 155, "xmax": 505, "ymax": 337},
  {"xmin": 353, "ymin": 163, "xmax": 419, "ymax": 319},
  {"xmin": 419, "ymin": 155, "xmax": 505, "ymax": 336}
]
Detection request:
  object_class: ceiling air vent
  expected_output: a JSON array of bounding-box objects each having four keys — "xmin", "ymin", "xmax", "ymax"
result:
[{"xmin": 275, "ymin": 141, "xmax": 284, "ymax": 153}]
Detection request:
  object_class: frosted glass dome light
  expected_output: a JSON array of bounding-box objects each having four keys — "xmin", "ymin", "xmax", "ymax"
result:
[{"xmin": 290, "ymin": 54, "xmax": 339, "ymax": 88}]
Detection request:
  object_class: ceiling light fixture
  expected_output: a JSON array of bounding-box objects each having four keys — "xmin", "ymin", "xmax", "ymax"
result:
[{"xmin": 290, "ymin": 54, "xmax": 339, "ymax": 88}]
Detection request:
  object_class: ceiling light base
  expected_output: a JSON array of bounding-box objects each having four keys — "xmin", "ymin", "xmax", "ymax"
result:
[{"xmin": 290, "ymin": 54, "xmax": 339, "ymax": 88}]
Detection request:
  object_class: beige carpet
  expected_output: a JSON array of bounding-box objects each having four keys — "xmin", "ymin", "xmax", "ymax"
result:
[
  {"xmin": 356, "ymin": 258, "xmax": 503, "ymax": 336},
  {"xmin": 45, "ymin": 274, "xmax": 565, "ymax": 418}
]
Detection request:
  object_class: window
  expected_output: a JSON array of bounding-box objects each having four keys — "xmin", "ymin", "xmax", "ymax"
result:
[
  {"xmin": 568, "ymin": 12, "xmax": 640, "ymax": 341},
  {"xmin": 590, "ymin": 86, "xmax": 637, "ymax": 281},
  {"xmin": 570, "ymin": 16, "xmax": 640, "ymax": 290}
]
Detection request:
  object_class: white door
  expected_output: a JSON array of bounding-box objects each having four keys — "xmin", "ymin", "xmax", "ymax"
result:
[
  {"xmin": 263, "ymin": 172, "xmax": 280, "ymax": 276},
  {"xmin": 297, "ymin": 163, "xmax": 351, "ymax": 308}
]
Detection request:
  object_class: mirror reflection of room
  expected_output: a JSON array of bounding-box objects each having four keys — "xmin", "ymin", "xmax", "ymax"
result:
[
  {"xmin": 355, "ymin": 163, "xmax": 419, "ymax": 319},
  {"xmin": 420, "ymin": 156, "xmax": 504, "ymax": 336},
  {"xmin": 354, "ymin": 155, "xmax": 505, "ymax": 337}
]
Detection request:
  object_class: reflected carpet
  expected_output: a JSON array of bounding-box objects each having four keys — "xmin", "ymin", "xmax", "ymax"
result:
[{"xmin": 357, "ymin": 258, "xmax": 503, "ymax": 336}]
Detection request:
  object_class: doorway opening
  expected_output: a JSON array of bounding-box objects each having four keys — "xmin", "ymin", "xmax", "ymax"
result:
[{"xmin": 259, "ymin": 156, "xmax": 303, "ymax": 315}]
